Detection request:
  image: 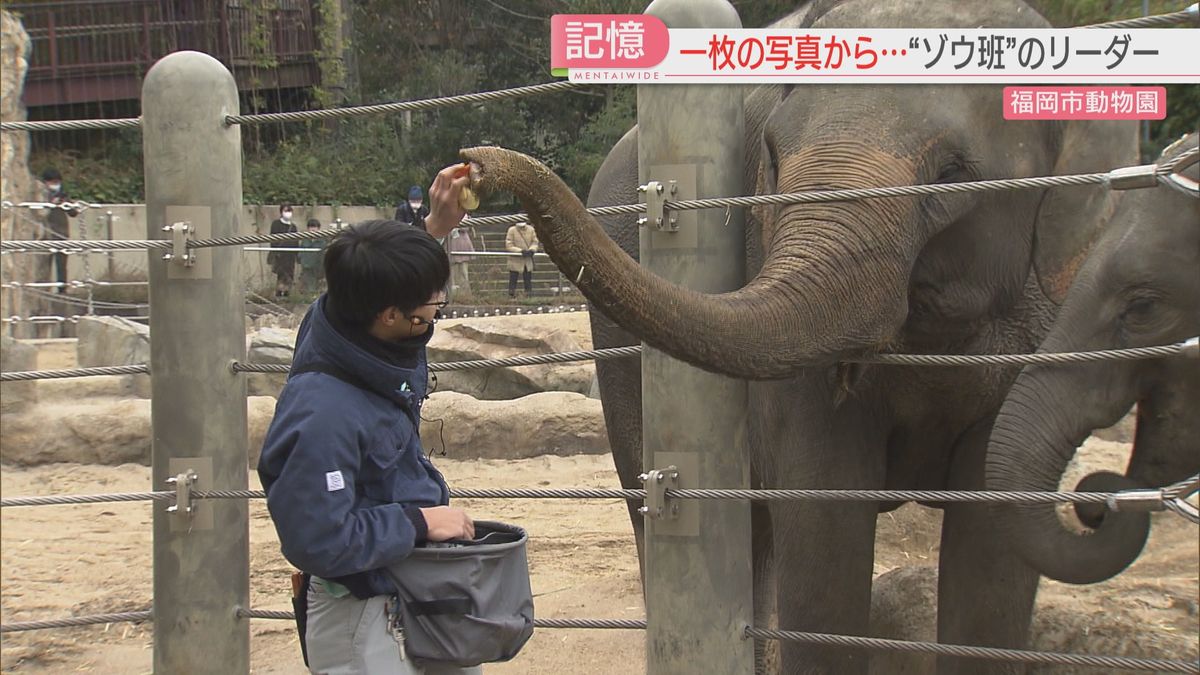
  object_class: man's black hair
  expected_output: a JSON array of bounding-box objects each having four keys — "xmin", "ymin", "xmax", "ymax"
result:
[
  {"xmin": 324, "ymin": 220, "xmax": 449, "ymax": 326},
  {"xmin": 42, "ymin": 168, "xmax": 62, "ymax": 182}
]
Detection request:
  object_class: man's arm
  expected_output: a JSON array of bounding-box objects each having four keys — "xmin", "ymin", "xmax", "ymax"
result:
[{"xmin": 425, "ymin": 164, "xmax": 470, "ymax": 239}]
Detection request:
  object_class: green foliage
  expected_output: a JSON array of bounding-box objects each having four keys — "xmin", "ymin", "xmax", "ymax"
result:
[
  {"xmin": 35, "ymin": 130, "xmax": 144, "ymax": 203},
  {"xmin": 1031, "ymin": 0, "xmax": 1199, "ymax": 159},
  {"xmin": 29, "ymin": 0, "xmax": 1199, "ymax": 206}
]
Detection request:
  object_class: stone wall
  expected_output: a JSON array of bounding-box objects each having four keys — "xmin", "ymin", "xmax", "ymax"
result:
[
  {"xmin": 77, "ymin": 203, "xmax": 392, "ymax": 291},
  {"xmin": 1, "ymin": 10, "xmax": 40, "ymax": 338}
]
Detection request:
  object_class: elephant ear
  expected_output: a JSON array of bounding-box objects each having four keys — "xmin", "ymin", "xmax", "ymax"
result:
[{"xmin": 1033, "ymin": 119, "xmax": 1139, "ymax": 303}]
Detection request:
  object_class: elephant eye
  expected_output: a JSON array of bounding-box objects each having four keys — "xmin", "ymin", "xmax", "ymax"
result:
[
  {"xmin": 761, "ymin": 134, "xmax": 779, "ymax": 194},
  {"xmin": 1121, "ymin": 296, "xmax": 1159, "ymax": 326},
  {"xmin": 935, "ymin": 159, "xmax": 971, "ymax": 184}
]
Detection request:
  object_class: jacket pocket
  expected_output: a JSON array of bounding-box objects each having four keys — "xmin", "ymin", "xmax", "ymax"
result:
[{"xmin": 359, "ymin": 423, "xmax": 418, "ymax": 502}]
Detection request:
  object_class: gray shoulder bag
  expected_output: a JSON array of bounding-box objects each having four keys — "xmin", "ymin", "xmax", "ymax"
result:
[{"xmin": 386, "ymin": 521, "xmax": 534, "ymax": 666}]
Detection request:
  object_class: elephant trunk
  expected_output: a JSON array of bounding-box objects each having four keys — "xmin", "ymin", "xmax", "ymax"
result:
[
  {"xmin": 985, "ymin": 361, "xmax": 1150, "ymax": 584},
  {"xmin": 461, "ymin": 146, "xmax": 919, "ymax": 379}
]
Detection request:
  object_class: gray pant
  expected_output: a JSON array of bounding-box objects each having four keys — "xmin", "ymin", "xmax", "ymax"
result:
[{"xmin": 306, "ymin": 583, "xmax": 483, "ymax": 675}]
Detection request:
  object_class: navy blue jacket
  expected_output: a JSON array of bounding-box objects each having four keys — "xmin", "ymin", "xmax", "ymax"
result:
[{"xmin": 258, "ymin": 296, "xmax": 449, "ymax": 597}]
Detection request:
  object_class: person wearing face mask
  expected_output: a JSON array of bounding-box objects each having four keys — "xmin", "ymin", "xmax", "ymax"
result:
[
  {"xmin": 395, "ymin": 185, "xmax": 430, "ymax": 232},
  {"xmin": 40, "ymin": 168, "xmax": 79, "ymax": 294},
  {"xmin": 269, "ymin": 204, "xmax": 300, "ymax": 298}
]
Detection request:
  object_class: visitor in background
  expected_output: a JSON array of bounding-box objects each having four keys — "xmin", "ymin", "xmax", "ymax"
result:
[
  {"xmin": 447, "ymin": 215, "xmax": 475, "ymax": 298},
  {"xmin": 40, "ymin": 168, "xmax": 79, "ymax": 294},
  {"xmin": 297, "ymin": 218, "xmax": 327, "ymax": 296},
  {"xmin": 395, "ymin": 185, "xmax": 430, "ymax": 231},
  {"xmin": 504, "ymin": 220, "xmax": 538, "ymax": 298},
  {"xmin": 268, "ymin": 204, "xmax": 299, "ymax": 298}
]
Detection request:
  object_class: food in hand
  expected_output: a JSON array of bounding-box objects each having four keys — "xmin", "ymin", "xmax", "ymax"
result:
[{"xmin": 458, "ymin": 186, "xmax": 480, "ymax": 211}]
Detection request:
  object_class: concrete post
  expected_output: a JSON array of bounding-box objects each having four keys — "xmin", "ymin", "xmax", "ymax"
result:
[
  {"xmin": 637, "ymin": 2, "xmax": 753, "ymax": 673},
  {"xmin": 142, "ymin": 51, "xmax": 249, "ymax": 674}
]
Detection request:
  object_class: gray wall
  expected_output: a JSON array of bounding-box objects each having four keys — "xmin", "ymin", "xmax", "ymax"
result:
[{"xmin": 69, "ymin": 204, "xmax": 392, "ymax": 290}]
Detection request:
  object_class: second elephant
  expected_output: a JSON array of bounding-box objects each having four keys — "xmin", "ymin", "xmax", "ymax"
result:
[{"xmin": 987, "ymin": 133, "xmax": 1199, "ymax": 584}]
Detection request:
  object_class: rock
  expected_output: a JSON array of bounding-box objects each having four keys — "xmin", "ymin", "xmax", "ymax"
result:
[
  {"xmin": 0, "ymin": 399, "xmax": 152, "ymax": 465},
  {"xmin": 429, "ymin": 319, "xmax": 596, "ymax": 399},
  {"xmin": 1, "ymin": 10, "xmax": 41, "ymax": 339},
  {"xmin": 247, "ymin": 395, "xmax": 279, "ymax": 466},
  {"xmin": 0, "ymin": 335, "xmax": 38, "ymax": 413},
  {"xmin": 421, "ymin": 391, "xmax": 608, "ymax": 459},
  {"xmin": 866, "ymin": 561, "xmax": 1200, "ymax": 674},
  {"xmin": 0, "ymin": 396, "xmax": 279, "ymax": 467},
  {"xmin": 37, "ymin": 375, "xmax": 136, "ymax": 401},
  {"xmin": 75, "ymin": 316, "xmax": 150, "ymax": 367},
  {"xmin": 448, "ymin": 321, "xmax": 581, "ymax": 353},
  {"xmin": 30, "ymin": 337, "xmax": 77, "ymax": 370},
  {"xmin": 869, "ymin": 566, "xmax": 937, "ymax": 675},
  {"xmin": 246, "ymin": 328, "xmax": 296, "ymax": 396},
  {"xmin": 75, "ymin": 316, "xmax": 152, "ymax": 397}
]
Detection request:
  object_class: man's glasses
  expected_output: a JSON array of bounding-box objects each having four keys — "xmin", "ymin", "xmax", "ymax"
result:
[{"xmin": 408, "ymin": 299, "xmax": 447, "ymax": 326}]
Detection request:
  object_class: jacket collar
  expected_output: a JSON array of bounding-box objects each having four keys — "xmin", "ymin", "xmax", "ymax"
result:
[{"xmin": 291, "ymin": 295, "xmax": 432, "ymax": 402}]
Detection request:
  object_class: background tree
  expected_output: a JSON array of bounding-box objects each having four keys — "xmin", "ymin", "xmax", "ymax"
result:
[{"xmin": 29, "ymin": 0, "xmax": 1198, "ymax": 205}]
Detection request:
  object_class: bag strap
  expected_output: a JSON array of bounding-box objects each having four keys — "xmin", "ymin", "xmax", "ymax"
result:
[
  {"xmin": 408, "ymin": 598, "xmax": 473, "ymax": 616},
  {"xmin": 290, "ymin": 571, "xmax": 312, "ymax": 666}
]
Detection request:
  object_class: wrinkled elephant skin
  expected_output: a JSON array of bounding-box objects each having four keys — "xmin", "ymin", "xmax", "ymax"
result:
[
  {"xmin": 987, "ymin": 134, "xmax": 1200, "ymax": 586},
  {"xmin": 461, "ymin": 2, "xmax": 1140, "ymax": 673}
]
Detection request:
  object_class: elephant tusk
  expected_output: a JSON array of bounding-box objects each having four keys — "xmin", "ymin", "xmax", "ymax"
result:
[{"xmin": 576, "ymin": 265, "xmax": 586, "ymax": 284}]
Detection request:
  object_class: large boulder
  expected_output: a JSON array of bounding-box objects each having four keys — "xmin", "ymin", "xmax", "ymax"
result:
[
  {"xmin": 37, "ymin": 374, "xmax": 137, "ymax": 401},
  {"xmin": 869, "ymin": 566, "xmax": 937, "ymax": 675},
  {"xmin": 237, "ymin": 315, "xmax": 598, "ymax": 399},
  {"xmin": 420, "ymin": 391, "xmax": 608, "ymax": 459},
  {"xmin": 0, "ymin": 335, "xmax": 38, "ymax": 413},
  {"xmin": 75, "ymin": 316, "xmax": 150, "ymax": 367},
  {"xmin": 247, "ymin": 395, "xmax": 279, "ymax": 466},
  {"xmin": 0, "ymin": 396, "xmax": 279, "ymax": 466},
  {"xmin": 75, "ymin": 316, "xmax": 152, "ymax": 397},
  {"xmin": 1, "ymin": 9, "xmax": 41, "ymax": 338},
  {"xmin": 867, "ymin": 552, "xmax": 1199, "ymax": 674},
  {"xmin": 0, "ymin": 399, "xmax": 152, "ymax": 465},
  {"xmin": 246, "ymin": 327, "xmax": 296, "ymax": 396},
  {"xmin": 429, "ymin": 319, "xmax": 596, "ymax": 399}
]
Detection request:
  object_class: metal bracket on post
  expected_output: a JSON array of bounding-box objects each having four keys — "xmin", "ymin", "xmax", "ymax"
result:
[
  {"xmin": 638, "ymin": 466, "xmax": 680, "ymax": 520},
  {"xmin": 637, "ymin": 180, "xmax": 679, "ymax": 232},
  {"xmin": 161, "ymin": 221, "xmax": 195, "ymax": 268},
  {"xmin": 166, "ymin": 469, "xmax": 199, "ymax": 518}
]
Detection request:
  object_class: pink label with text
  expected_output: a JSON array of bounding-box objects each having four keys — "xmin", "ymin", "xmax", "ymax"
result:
[
  {"xmin": 550, "ymin": 15, "xmax": 670, "ymax": 70},
  {"xmin": 1003, "ymin": 86, "xmax": 1165, "ymax": 120}
]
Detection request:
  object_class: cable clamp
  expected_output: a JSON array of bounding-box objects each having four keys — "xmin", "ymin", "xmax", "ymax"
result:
[{"xmin": 161, "ymin": 221, "xmax": 195, "ymax": 267}]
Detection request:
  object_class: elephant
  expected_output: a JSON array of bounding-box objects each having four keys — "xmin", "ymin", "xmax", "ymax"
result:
[
  {"xmin": 986, "ymin": 133, "xmax": 1199, "ymax": 585},
  {"xmin": 460, "ymin": 1, "xmax": 1139, "ymax": 672}
]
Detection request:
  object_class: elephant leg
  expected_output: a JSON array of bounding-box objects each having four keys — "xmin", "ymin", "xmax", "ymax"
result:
[
  {"xmin": 590, "ymin": 310, "xmax": 646, "ymax": 583},
  {"xmin": 937, "ymin": 417, "xmax": 1038, "ymax": 675},
  {"xmin": 773, "ymin": 498, "xmax": 879, "ymax": 674},
  {"xmin": 752, "ymin": 501, "xmax": 779, "ymax": 675},
  {"xmin": 757, "ymin": 378, "xmax": 884, "ymax": 675}
]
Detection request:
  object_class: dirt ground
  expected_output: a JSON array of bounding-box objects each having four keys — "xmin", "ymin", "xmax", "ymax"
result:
[
  {"xmin": 1, "ymin": 329, "xmax": 1197, "ymax": 673},
  {"xmin": 2, "ymin": 444, "xmax": 1197, "ymax": 674}
]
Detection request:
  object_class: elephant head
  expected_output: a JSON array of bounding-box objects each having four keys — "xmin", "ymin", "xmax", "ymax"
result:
[
  {"xmin": 460, "ymin": 0, "xmax": 1136, "ymax": 379},
  {"xmin": 985, "ymin": 133, "xmax": 1200, "ymax": 584}
]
